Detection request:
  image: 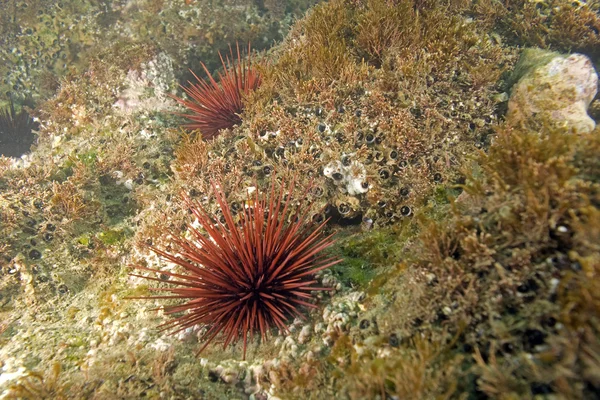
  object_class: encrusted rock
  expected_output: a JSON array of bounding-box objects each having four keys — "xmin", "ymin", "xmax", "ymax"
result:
[
  {"xmin": 220, "ymin": 367, "xmax": 239, "ymax": 384},
  {"xmin": 507, "ymin": 49, "xmax": 598, "ymax": 134}
]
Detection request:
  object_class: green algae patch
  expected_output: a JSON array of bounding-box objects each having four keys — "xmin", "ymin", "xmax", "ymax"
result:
[
  {"xmin": 273, "ymin": 124, "xmax": 600, "ymax": 399},
  {"xmin": 97, "ymin": 228, "xmax": 131, "ymax": 246},
  {"xmin": 332, "ymin": 256, "xmax": 377, "ymax": 289},
  {"xmin": 331, "ymin": 222, "xmax": 416, "ymax": 291}
]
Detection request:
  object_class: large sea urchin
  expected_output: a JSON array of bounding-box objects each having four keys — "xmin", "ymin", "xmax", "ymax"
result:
[
  {"xmin": 131, "ymin": 180, "xmax": 340, "ymax": 359},
  {"xmin": 173, "ymin": 43, "xmax": 261, "ymax": 140}
]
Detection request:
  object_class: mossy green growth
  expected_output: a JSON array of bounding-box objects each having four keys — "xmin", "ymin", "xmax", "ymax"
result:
[
  {"xmin": 340, "ymin": 229, "xmax": 398, "ymax": 264},
  {"xmin": 97, "ymin": 228, "xmax": 130, "ymax": 246},
  {"xmin": 331, "ymin": 222, "xmax": 415, "ymax": 289},
  {"xmin": 50, "ymin": 161, "xmax": 75, "ymax": 183},
  {"xmin": 331, "ymin": 256, "xmax": 376, "ymax": 289},
  {"xmin": 76, "ymin": 150, "xmax": 98, "ymax": 170},
  {"xmin": 492, "ymin": 0, "xmax": 600, "ymax": 63},
  {"xmin": 52, "ymin": 149, "xmax": 99, "ymax": 181},
  {"xmin": 76, "ymin": 234, "xmax": 91, "ymax": 247},
  {"xmin": 429, "ymin": 184, "xmax": 462, "ymax": 209},
  {"xmin": 505, "ymin": 48, "xmax": 563, "ymax": 92}
]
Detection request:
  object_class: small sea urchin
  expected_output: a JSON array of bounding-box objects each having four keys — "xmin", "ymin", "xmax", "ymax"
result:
[
  {"xmin": 173, "ymin": 43, "xmax": 261, "ymax": 140},
  {"xmin": 0, "ymin": 95, "xmax": 37, "ymax": 158},
  {"xmin": 130, "ymin": 180, "xmax": 340, "ymax": 359}
]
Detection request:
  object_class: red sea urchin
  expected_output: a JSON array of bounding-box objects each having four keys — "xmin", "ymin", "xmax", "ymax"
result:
[
  {"xmin": 172, "ymin": 43, "xmax": 261, "ymax": 140},
  {"xmin": 130, "ymin": 180, "xmax": 341, "ymax": 359}
]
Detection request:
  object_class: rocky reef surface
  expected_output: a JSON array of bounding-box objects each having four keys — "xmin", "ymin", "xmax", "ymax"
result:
[{"xmin": 0, "ymin": 0, "xmax": 599, "ymax": 399}]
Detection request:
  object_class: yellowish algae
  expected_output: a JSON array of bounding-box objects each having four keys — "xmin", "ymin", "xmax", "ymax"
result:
[{"xmin": 0, "ymin": 0, "xmax": 599, "ymax": 399}]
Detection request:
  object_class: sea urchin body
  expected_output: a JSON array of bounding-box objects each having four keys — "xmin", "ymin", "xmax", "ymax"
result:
[
  {"xmin": 0, "ymin": 95, "xmax": 37, "ymax": 157},
  {"xmin": 130, "ymin": 180, "xmax": 340, "ymax": 359},
  {"xmin": 172, "ymin": 42, "xmax": 261, "ymax": 140}
]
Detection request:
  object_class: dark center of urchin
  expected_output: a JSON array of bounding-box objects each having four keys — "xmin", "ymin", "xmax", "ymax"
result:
[
  {"xmin": 246, "ymin": 279, "xmax": 274, "ymax": 299},
  {"xmin": 0, "ymin": 95, "xmax": 38, "ymax": 158}
]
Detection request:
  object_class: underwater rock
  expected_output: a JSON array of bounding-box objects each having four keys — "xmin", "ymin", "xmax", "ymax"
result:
[{"xmin": 507, "ymin": 50, "xmax": 598, "ymax": 133}]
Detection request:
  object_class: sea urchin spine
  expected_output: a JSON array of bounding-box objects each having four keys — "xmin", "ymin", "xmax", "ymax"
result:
[
  {"xmin": 130, "ymin": 180, "xmax": 341, "ymax": 359},
  {"xmin": 172, "ymin": 42, "xmax": 261, "ymax": 140}
]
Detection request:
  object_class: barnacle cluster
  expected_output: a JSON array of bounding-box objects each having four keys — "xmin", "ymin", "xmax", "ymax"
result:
[
  {"xmin": 0, "ymin": 1, "xmax": 102, "ymax": 102},
  {"xmin": 0, "ymin": 0, "xmax": 317, "ymax": 106},
  {"xmin": 116, "ymin": 0, "xmax": 307, "ymax": 66},
  {"xmin": 270, "ymin": 123, "xmax": 600, "ymax": 400},
  {"xmin": 0, "ymin": 189, "xmax": 64, "ymax": 308},
  {"xmin": 171, "ymin": 0, "xmax": 513, "ymax": 229}
]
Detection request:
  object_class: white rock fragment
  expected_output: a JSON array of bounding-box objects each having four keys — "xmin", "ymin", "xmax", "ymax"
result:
[
  {"xmin": 298, "ymin": 325, "xmax": 312, "ymax": 344},
  {"xmin": 113, "ymin": 52, "xmax": 177, "ymax": 114},
  {"xmin": 0, "ymin": 366, "xmax": 27, "ymax": 388},
  {"xmin": 123, "ymin": 179, "xmax": 134, "ymax": 190},
  {"xmin": 149, "ymin": 338, "xmax": 172, "ymax": 352},
  {"xmin": 323, "ymin": 159, "xmax": 368, "ymax": 195}
]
